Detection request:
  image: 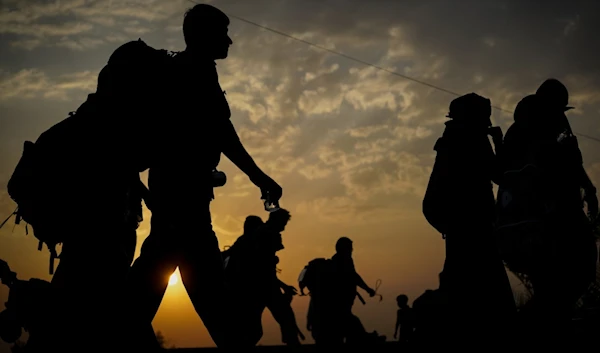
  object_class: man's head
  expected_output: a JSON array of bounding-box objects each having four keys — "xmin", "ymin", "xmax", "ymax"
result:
[
  {"xmin": 243, "ymin": 215, "xmax": 263, "ymax": 235},
  {"xmin": 267, "ymin": 208, "xmax": 291, "ymax": 233},
  {"xmin": 446, "ymin": 92, "xmax": 492, "ymax": 130},
  {"xmin": 514, "ymin": 94, "xmax": 542, "ymax": 124},
  {"xmin": 396, "ymin": 294, "xmax": 409, "ymax": 307},
  {"xmin": 536, "ymin": 78, "xmax": 574, "ymax": 112},
  {"xmin": 183, "ymin": 4, "xmax": 232, "ymax": 59},
  {"xmin": 335, "ymin": 237, "xmax": 353, "ymax": 256}
]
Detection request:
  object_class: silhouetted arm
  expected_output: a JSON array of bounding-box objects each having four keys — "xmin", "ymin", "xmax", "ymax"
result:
[
  {"xmin": 355, "ymin": 273, "xmax": 371, "ymax": 292},
  {"xmin": 347, "ymin": 258, "xmax": 373, "ymax": 293},
  {"xmin": 277, "ymin": 278, "xmax": 298, "ymax": 295},
  {"xmin": 220, "ymin": 120, "xmax": 269, "ymax": 186},
  {"xmin": 580, "ymin": 166, "xmax": 596, "ymax": 191},
  {"xmin": 306, "ymin": 299, "xmax": 314, "ymax": 331},
  {"xmin": 566, "ymin": 137, "xmax": 598, "ymax": 217},
  {"xmin": 394, "ymin": 311, "xmax": 400, "ymax": 338},
  {"xmin": 580, "ymin": 166, "xmax": 598, "ymax": 218}
]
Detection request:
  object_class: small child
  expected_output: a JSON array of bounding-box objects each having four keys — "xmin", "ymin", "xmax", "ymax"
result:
[{"xmin": 394, "ymin": 294, "xmax": 415, "ymax": 344}]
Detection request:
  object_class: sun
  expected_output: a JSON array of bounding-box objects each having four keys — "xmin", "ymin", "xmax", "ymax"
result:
[{"xmin": 168, "ymin": 272, "xmax": 178, "ymax": 286}]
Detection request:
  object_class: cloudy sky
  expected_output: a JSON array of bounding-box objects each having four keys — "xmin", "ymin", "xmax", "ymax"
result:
[{"xmin": 1, "ymin": 0, "xmax": 600, "ymax": 349}]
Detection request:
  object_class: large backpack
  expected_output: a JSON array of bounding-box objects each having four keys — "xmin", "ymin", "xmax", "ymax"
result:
[
  {"xmin": 422, "ymin": 136, "xmax": 453, "ymax": 236},
  {"xmin": 1, "ymin": 39, "xmax": 172, "ymax": 274},
  {"xmin": 298, "ymin": 258, "xmax": 335, "ymax": 296},
  {"xmin": 423, "ymin": 94, "xmax": 496, "ymax": 236}
]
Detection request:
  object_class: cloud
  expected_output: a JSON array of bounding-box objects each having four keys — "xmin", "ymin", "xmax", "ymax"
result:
[
  {"xmin": 0, "ymin": 0, "xmax": 189, "ymax": 50},
  {"xmin": 211, "ymin": 0, "xmax": 600, "ymax": 221},
  {"xmin": 0, "ymin": 21, "xmax": 93, "ymax": 38},
  {"xmin": 55, "ymin": 37, "xmax": 105, "ymax": 51},
  {"xmin": 2, "ymin": 0, "xmax": 600, "ymax": 228},
  {"xmin": 0, "ymin": 69, "xmax": 97, "ymax": 101}
]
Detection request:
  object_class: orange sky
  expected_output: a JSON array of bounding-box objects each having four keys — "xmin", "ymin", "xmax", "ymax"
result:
[{"xmin": 2, "ymin": 0, "xmax": 600, "ymax": 350}]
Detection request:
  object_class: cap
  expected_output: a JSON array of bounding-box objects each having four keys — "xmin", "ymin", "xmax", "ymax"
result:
[
  {"xmin": 446, "ymin": 93, "xmax": 492, "ymax": 126},
  {"xmin": 536, "ymin": 78, "xmax": 574, "ymax": 111}
]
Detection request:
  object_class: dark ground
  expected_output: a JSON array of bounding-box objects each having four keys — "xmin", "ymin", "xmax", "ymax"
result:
[
  {"xmin": 169, "ymin": 342, "xmax": 400, "ymax": 352},
  {"xmin": 166, "ymin": 312, "xmax": 600, "ymax": 352}
]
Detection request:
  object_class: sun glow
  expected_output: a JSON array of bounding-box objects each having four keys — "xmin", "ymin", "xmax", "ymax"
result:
[{"xmin": 168, "ymin": 272, "xmax": 178, "ymax": 286}]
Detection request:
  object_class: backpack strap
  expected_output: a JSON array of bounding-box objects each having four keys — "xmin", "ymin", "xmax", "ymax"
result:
[
  {"xmin": 356, "ymin": 292, "xmax": 366, "ymax": 305},
  {"xmin": 49, "ymin": 250, "xmax": 58, "ymax": 275},
  {"xmin": 37, "ymin": 240, "xmax": 59, "ymax": 275},
  {"xmin": 0, "ymin": 207, "xmax": 18, "ymax": 230},
  {"xmin": 47, "ymin": 243, "xmax": 59, "ymax": 275}
]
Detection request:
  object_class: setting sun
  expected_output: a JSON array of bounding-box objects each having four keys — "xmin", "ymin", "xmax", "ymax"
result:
[{"xmin": 168, "ymin": 272, "xmax": 178, "ymax": 286}]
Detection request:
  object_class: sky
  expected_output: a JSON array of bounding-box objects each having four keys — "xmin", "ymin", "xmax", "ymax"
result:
[{"xmin": 1, "ymin": 0, "xmax": 600, "ymax": 350}]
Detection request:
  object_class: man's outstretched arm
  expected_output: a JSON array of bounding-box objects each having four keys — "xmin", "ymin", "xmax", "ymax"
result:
[
  {"xmin": 347, "ymin": 258, "xmax": 375, "ymax": 295},
  {"xmin": 221, "ymin": 120, "xmax": 265, "ymax": 182},
  {"xmin": 355, "ymin": 273, "xmax": 371, "ymax": 293},
  {"xmin": 221, "ymin": 120, "xmax": 282, "ymax": 200}
]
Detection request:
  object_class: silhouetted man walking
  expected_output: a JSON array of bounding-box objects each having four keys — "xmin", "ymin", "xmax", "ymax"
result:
[
  {"xmin": 311, "ymin": 237, "xmax": 376, "ymax": 347},
  {"xmin": 423, "ymin": 93, "xmax": 516, "ymax": 348},
  {"xmin": 126, "ymin": 4, "xmax": 282, "ymax": 350},
  {"xmin": 224, "ymin": 210, "xmax": 292, "ymax": 346},
  {"xmin": 497, "ymin": 80, "xmax": 598, "ymax": 347}
]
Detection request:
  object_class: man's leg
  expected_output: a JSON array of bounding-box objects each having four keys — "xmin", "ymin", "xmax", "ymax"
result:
[
  {"xmin": 178, "ymin": 209, "xmax": 231, "ymax": 348},
  {"xmin": 242, "ymin": 297, "xmax": 267, "ymax": 346},
  {"xmin": 126, "ymin": 217, "xmax": 179, "ymax": 350},
  {"xmin": 266, "ymin": 291, "xmax": 301, "ymax": 345},
  {"xmin": 51, "ymin": 225, "xmax": 136, "ymax": 350}
]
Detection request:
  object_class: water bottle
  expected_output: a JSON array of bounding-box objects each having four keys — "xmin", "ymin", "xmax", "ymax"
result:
[
  {"xmin": 263, "ymin": 191, "xmax": 280, "ymax": 213},
  {"xmin": 557, "ymin": 128, "xmax": 572, "ymax": 143}
]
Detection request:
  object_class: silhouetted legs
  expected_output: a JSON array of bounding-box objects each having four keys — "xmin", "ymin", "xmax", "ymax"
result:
[
  {"xmin": 126, "ymin": 208, "xmax": 229, "ymax": 349},
  {"xmin": 523, "ymin": 214, "xmax": 597, "ymax": 348},
  {"xmin": 266, "ymin": 289, "xmax": 302, "ymax": 345},
  {"xmin": 410, "ymin": 289, "xmax": 447, "ymax": 350},
  {"xmin": 227, "ymin": 291, "xmax": 266, "ymax": 347},
  {"xmin": 441, "ymin": 226, "xmax": 516, "ymax": 349},
  {"xmin": 309, "ymin": 296, "xmax": 347, "ymax": 348},
  {"xmin": 50, "ymin": 224, "xmax": 136, "ymax": 351},
  {"xmin": 344, "ymin": 313, "xmax": 368, "ymax": 344}
]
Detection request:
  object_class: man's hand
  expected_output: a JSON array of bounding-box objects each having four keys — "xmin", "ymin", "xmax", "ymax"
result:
[
  {"xmin": 251, "ymin": 173, "xmax": 282, "ymax": 204},
  {"xmin": 283, "ymin": 285, "xmax": 298, "ymax": 296},
  {"xmin": 367, "ymin": 288, "xmax": 376, "ymax": 297}
]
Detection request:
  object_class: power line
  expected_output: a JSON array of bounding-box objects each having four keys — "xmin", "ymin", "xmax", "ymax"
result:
[{"xmin": 187, "ymin": 0, "xmax": 600, "ymax": 143}]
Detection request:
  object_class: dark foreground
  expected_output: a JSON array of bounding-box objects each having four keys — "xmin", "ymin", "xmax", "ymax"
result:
[
  {"xmin": 167, "ymin": 313, "xmax": 600, "ymax": 352},
  {"xmin": 169, "ymin": 342, "xmax": 399, "ymax": 352}
]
